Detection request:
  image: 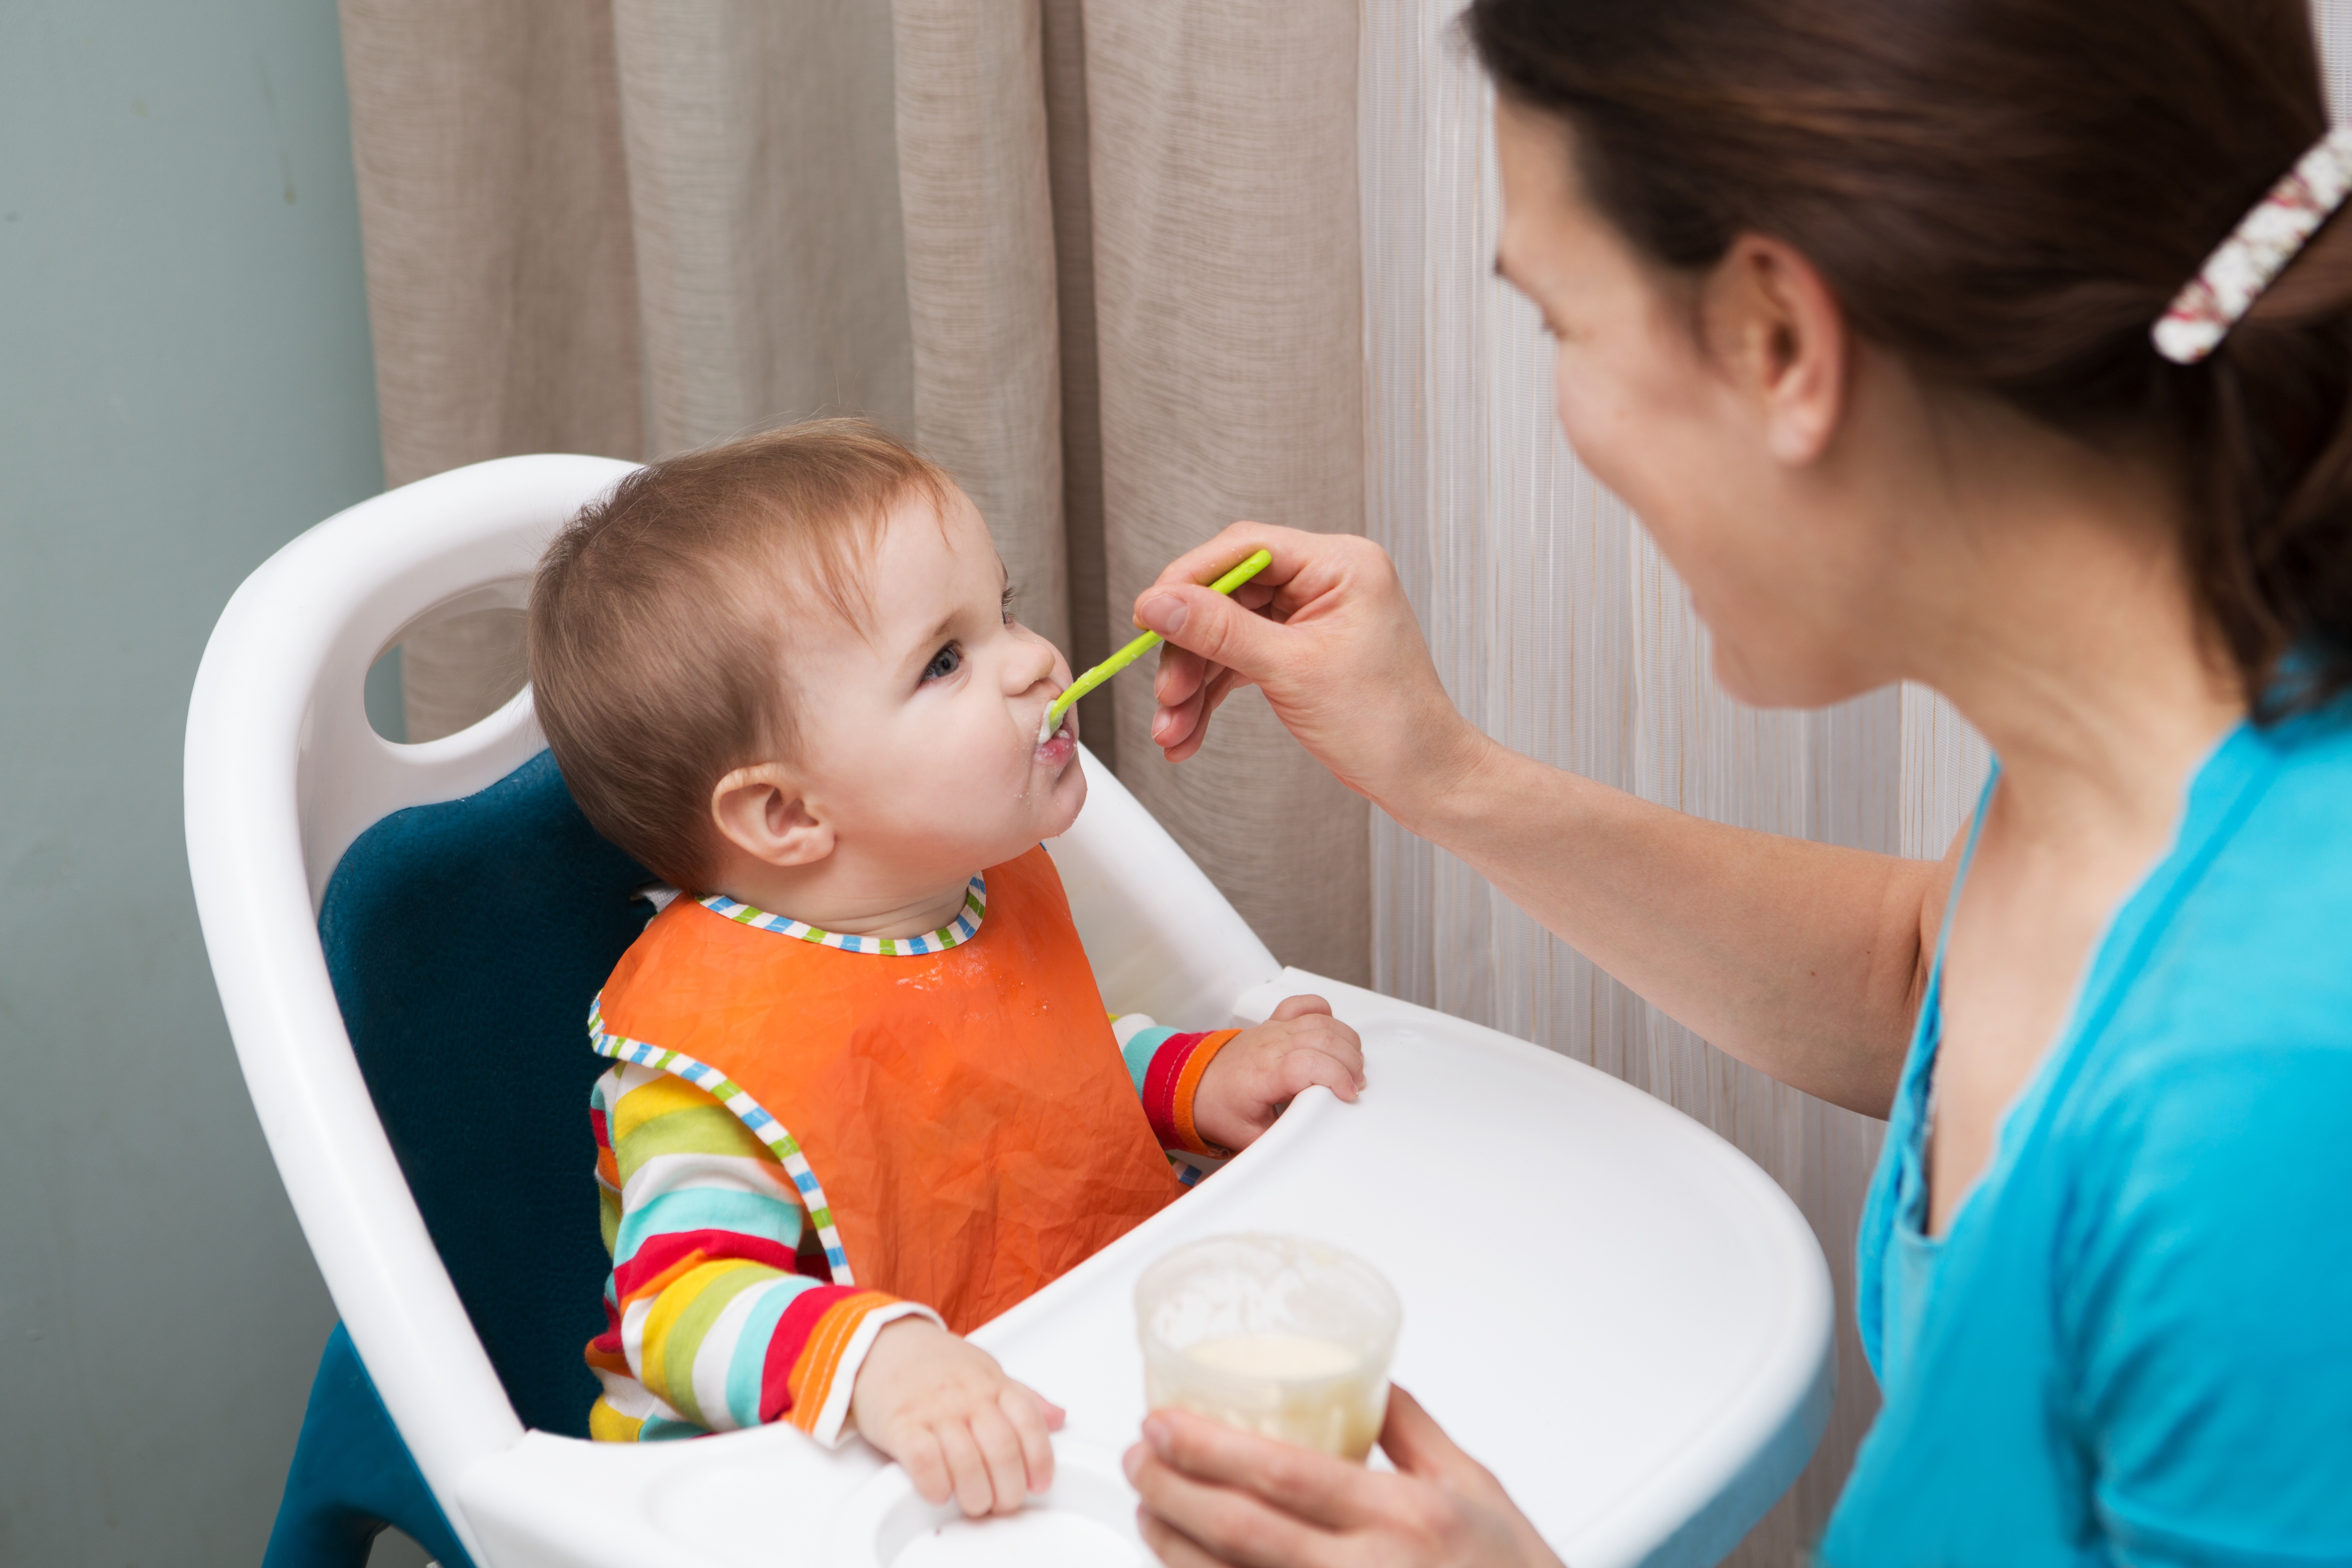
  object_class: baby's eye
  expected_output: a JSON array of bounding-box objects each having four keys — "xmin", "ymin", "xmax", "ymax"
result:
[
  {"xmin": 922, "ymin": 643, "xmax": 962, "ymax": 683},
  {"xmin": 1000, "ymin": 583, "xmax": 1018, "ymax": 626}
]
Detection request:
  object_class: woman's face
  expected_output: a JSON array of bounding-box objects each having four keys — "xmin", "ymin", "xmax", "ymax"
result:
[{"xmin": 1492, "ymin": 98, "xmax": 1904, "ymax": 709}]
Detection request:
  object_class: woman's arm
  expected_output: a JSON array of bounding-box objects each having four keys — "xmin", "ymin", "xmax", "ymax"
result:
[
  {"xmin": 1419, "ymin": 741, "xmax": 1947, "ymax": 1115},
  {"xmin": 1136, "ymin": 526, "xmax": 1953, "ymax": 1117}
]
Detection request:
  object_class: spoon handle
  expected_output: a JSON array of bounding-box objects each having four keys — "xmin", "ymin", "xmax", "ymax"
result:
[{"xmin": 1041, "ymin": 548, "xmax": 1273, "ymax": 740}]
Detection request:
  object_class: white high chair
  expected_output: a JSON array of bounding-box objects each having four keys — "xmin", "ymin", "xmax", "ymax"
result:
[{"xmin": 187, "ymin": 456, "xmax": 1833, "ymax": 1568}]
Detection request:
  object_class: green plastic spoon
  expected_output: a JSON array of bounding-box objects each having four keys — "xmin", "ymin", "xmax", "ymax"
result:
[{"xmin": 1039, "ymin": 547, "xmax": 1274, "ymax": 744}]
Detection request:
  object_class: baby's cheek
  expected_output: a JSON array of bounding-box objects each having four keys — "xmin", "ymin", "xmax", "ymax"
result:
[{"xmin": 937, "ymin": 709, "xmax": 1014, "ymax": 779}]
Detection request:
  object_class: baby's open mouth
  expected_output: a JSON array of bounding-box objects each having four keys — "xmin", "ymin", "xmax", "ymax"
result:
[{"xmin": 1035, "ymin": 706, "xmax": 1078, "ymax": 761}]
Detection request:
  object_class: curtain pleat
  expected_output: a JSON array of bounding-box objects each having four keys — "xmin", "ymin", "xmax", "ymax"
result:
[
  {"xmin": 1083, "ymin": 0, "xmax": 1371, "ymax": 983},
  {"xmin": 891, "ymin": 0, "xmax": 1069, "ymax": 653},
  {"xmin": 340, "ymin": 2, "xmax": 644, "ymax": 488},
  {"xmin": 339, "ymin": 0, "xmax": 643, "ymax": 740},
  {"xmin": 610, "ymin": 0, "xmax": 911, "ymax": 457},
  {"xmin": 1041, "ymin": 0, "xmax": 1115, "ymax": 762}
]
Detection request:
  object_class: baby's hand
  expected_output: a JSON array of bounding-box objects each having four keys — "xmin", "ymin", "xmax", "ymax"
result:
[
  {"xmin": 850, "ymin": 1317, "xmax": 1064, "ymax": 1517},
  {"xmin": 1191, "ymin": 994, "xmax": 1366, "ymax": 1153}
]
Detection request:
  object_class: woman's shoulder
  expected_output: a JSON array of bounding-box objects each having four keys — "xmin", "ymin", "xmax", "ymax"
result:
[
  {"xmin": 2124, "ymin": 705, "xmax": 2352, "ymax": 1048},
  {"xmin": 2243, "ymin": 694, "xmax": 2352, "ymax": 849},
  {"xmin": 2042, "ymin": 707, "xmax": 2352, "ymax": 1167},
  {"xmin": 2035, "ymin": 720, "xmax": 2352, "ymax": 1527}
]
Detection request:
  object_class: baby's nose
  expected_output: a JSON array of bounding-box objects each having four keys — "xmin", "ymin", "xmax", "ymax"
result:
[{"xmin": 1008, "ymin": 635, "xmax": 1060, "ymax": 693}]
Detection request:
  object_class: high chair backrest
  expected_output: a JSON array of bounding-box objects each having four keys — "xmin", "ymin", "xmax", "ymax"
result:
[
  {"xmin": 317, "ymin": 749, "xmax": 653, "ymax": 1439},
  {"xmin": 186, "ymin": 456, "xmax": 1282, "ymax": 1542}
]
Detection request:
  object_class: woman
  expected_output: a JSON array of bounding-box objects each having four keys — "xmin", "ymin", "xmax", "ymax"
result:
[{"xmin": 1119, "ymin": 1, "xmax": 2352, "ymax": 1563}]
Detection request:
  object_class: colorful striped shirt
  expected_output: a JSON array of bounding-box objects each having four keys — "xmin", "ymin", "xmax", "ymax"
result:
[{"xmin": 585, "ymin": 1007, "xmax": 1237, "ymax": 1444}]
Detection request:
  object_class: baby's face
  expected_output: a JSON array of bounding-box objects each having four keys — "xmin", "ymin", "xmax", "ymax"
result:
[{"xmin": 781, "ymin": 484, "xmax": 1085, "ymax": 883}]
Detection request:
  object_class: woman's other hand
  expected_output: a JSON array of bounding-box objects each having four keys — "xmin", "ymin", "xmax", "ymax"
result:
[
  {"xmin": 1125, "ymin": 1387, "xmax": 1563, "ymax": 1568},
  {"xmin": 1135, "ymin": 526, "xmax": 1486, "ymax": 832}
]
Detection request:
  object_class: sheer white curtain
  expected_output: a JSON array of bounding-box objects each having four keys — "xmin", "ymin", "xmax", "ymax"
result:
[
  {"xmin": 1362, "ymin": 5, "xmax": 2352, "ymax": 1559},
  {"xmin": 1358, "ymin": 6, "xmax": 1987, "ymax": 1559}
]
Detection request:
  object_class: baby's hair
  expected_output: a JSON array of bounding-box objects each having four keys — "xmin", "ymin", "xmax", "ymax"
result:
[{"xmin": 528, "ymin": 418, "xmax": 951, "ymax": 890}]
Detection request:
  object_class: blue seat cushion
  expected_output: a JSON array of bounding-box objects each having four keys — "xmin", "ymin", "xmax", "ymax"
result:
[{"xmin": 318, "ymin": 749, "xmax": 653, "ymax": 1438}]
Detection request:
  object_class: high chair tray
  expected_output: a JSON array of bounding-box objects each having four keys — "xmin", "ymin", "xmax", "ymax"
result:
[{"xmin": 454, "ymin": 972, "xmax": 1833, "ymax": 1568}]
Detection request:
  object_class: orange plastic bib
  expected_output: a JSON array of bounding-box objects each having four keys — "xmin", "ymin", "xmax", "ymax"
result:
[{"xmin": 595, "ymin": 848, "xmax": 1182, "ymax": 1332}]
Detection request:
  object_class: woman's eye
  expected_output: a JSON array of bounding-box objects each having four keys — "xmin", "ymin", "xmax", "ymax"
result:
[{"xmin": 922, "ymin": 643, "xmax": 962, "ymax": 683}]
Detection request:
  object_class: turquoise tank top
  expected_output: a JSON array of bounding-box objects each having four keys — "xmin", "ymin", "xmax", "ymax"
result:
[{"xmin": 1824, "ymin": 700, "xmax": 2352, "ymax": 1565}]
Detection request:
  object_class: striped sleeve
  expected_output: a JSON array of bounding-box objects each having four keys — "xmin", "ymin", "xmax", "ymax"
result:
[
  {"xmin": 585, "ymin": 1062, "xmax": 937, "ymax": 1446},
  {"xmin": 1112, "ymin": 1014, "xmax": 1243, "ymax": 1158}
]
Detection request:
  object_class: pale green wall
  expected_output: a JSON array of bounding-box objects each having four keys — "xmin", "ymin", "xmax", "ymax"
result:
[{"xmin": 0, "ymin": 2, "xmax": 387, "ymax": 1562}]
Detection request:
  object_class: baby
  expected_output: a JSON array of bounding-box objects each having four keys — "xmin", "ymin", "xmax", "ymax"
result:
[{"xmin": 526, "ymin": 419, "xmax": 1364, "ymax": 1518}]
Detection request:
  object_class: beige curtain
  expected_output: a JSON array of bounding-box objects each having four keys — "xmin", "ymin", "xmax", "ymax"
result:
[
  {"xmin": 339, "ymin": 0, "xmax": 1369, "ymax": 983},
  {"xmin": 1082, "ymin": 2, "xmax": 1367, "ymax": 987},
  {"xmin": 1360, "ymin": 3, "xmax": 2125, "ymax": 1559},
  {"xmin": 339, "ymin": 3, "xmax": 647, "ymax": 735}
]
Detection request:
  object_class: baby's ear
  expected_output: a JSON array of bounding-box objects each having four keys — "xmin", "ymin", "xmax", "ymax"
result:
[{"xmin": 710, "ymin": 764, "xmax": 835, "ymax": 868}]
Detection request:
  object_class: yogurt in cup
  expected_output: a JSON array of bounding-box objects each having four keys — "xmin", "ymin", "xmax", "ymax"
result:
[{"xmin": 1135, "ymin": 1234, "xmax": 1401, "ymax": 1461}]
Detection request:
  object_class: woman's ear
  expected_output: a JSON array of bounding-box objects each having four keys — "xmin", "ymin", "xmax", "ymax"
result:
[
  {"xmin": 1710, "ymin": 233, "xmax": 1850, "ymax": 467},
  {"xmin": 710, "ymin": 764, "xmax": 835, "ymax": 869}
]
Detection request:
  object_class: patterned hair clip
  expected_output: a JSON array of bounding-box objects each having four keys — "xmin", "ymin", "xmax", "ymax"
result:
[{"xmin": 2155, "ymin": 124, "xmax": 2352, "ymax": 365}]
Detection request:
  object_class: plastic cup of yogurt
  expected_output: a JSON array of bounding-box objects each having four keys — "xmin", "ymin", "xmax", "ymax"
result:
[{"xmin": 1135, "ymin": 1233, "xmax": 1401, "ymax": 1461}]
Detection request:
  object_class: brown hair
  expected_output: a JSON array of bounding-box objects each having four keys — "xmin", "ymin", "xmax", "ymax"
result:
[
  {"xmin": 1468, "ymin": 0, "xmax": 2352, "ymax": 719},
  {"xmin": 528, "ymin": 419, "xmax": 949, "ymax": 888}
]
